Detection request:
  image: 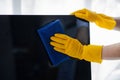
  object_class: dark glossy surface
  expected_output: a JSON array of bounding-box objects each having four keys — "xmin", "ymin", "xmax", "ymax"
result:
[{"xmin": 0, "ymin": 15, "xmax": 91, "ymax": 80}]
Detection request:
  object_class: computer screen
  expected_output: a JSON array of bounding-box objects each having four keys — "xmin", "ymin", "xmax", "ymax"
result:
[{"xmin": 0, "ymin": 15, "xmax": 91, "ymax": 80}]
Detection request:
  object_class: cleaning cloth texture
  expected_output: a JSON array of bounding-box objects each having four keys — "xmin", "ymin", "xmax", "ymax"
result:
[{"xmin": 37, "ymin": 19, "xmax": 69, "ymax": 66}]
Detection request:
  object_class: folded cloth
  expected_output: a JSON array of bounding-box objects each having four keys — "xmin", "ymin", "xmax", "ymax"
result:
[{"xmin": 37, "ymin": 19, "xmax": 69, "ymax": 66}]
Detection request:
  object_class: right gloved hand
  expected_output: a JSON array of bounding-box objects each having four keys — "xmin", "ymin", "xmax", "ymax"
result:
[
  {"xmin": 72, "ymin": 8, "xmax": 116, "ymax": 30},
  {"xmin": 50, "ymin": 33, "xmax": 103, "ymax": 63}
]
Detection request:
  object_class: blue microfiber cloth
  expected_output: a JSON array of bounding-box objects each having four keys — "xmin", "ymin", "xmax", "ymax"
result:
[{"xmin": 37, "ymin": 19, "xmax": 69, "ymax": 66}]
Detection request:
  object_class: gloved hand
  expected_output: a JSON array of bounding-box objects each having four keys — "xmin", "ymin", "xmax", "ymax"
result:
[
  {"xmin": 72, "ymin": 8, "xmax": 116, "ymax": 30},
  {"xmin": 50, "ymin": 33, "xmax": 102, "ymax": 63}
]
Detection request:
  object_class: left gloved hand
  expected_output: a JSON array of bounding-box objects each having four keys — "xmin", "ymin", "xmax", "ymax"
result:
[{"xmin": 71, "ymin": 8, "xmax": 116, "ymax": 30}]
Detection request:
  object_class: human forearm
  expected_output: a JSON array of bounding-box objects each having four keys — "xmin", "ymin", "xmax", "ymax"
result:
[
  {"xmin": 102, "ymin": 43, "xmax": 120, "ymax": 60},
  {"xmin": 114, "ymin": 17, "xmax": 120, "ymax": 30}
]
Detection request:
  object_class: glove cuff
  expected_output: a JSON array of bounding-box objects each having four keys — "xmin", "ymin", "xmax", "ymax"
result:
[
  {"xmin": 81, "ymin": 45, "xmax": 103, "ymax": 63},
  {"xmin": 95, "ymin": 14, "xmax": 116, "ymax": 30}
]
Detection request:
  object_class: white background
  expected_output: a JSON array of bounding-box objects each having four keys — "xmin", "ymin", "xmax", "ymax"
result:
[{"xmin": 0, "ymin": 0, "xmax": 120, "ymax": 80}]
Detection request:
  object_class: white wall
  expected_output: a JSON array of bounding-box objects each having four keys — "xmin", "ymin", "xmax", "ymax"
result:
[
  {"xmin": 0, "ymin": 0, "xmax": 13, "ymax": 14},
  {"xmin": 21, "ymin": 0, "xmax": 87, "ymax": 15}
]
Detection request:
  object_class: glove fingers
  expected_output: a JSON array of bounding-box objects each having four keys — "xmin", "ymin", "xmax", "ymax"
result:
[
  {"xmin": 50, "ymin": 42, "xmax": 65, "ymax": 49},
  {"xmin": 54, "ymin": 47, "xmax": 65, "ymax": 54},
  {"xmin": 75, "ymin": 13, "xmax": 88, "ymax": 20},
  {"xmin": 54, "ymin": 33, "xmax": 69, "ymax": 40},
  {"xmin": 50, "ymin": 36, "xmax": 66, "ymax": 44}
]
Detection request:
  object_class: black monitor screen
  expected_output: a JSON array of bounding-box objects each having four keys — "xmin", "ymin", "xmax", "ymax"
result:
[{"xmin": 0, "ymin": 15, "xmax": 91, "ymax": 80}]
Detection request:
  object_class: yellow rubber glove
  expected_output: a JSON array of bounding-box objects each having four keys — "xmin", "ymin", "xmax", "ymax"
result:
[
  {"xmin": 50, "ymin": 33, "xmax": 102, "ymax": 63},
  {"xmin": 72, "ymin": 8, "xmax": 116, "ymax": 30}
]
